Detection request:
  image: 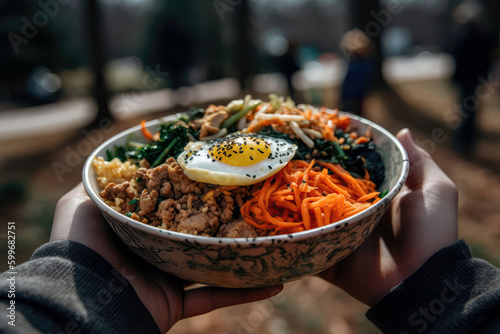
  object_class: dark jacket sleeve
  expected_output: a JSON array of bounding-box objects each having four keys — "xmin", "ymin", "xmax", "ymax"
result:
[
  {"xmin": 367, "ymin": 240, "xmax": 500, "ymax": 334},
  {"xmin": 0, "ymin": 240, "xmax": 160, "ymax": 334}
]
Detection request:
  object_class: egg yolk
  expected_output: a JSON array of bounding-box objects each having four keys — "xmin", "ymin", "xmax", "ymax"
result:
[{"xmin": 208, "ymin": 136, "xmax": 271, "ymax": 167}]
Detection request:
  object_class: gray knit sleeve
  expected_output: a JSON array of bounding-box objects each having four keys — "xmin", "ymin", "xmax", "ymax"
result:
[
  {"xmin": 367, "ymin": 240, "xmax": 500, "ymax": 333},
  {"xmin": 0, "ymin": 240, "xmax": 160, "ymax": 334}
]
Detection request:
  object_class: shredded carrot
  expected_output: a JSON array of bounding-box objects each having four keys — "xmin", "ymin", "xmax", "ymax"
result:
[
  {"xmin": 355, "ymin": 136, "xmax": 369, "ymax": 144},
  {"xmin": 241, "ymin": 160, "xmax": 380, "ymax": 235},
  {"xmin": 140, "ymin": 120, "xmax": 153, "ymax": 141},
  {"xmin": 247, "ymin": 118, "xmax": 286, "ymax": 133}
]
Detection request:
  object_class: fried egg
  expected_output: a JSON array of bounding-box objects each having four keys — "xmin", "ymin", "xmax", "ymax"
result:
[{"xmin": 178, "ymin": 134, "xmax": 297, "ymax": 186}]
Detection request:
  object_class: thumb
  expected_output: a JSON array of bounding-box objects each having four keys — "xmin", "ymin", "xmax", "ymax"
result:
[{"xmin": 396, "ymin": 128, "xmax": 451, "ymax": 190}]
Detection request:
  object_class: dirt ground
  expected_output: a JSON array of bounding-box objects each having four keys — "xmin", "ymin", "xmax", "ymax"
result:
[{"xmin": 1, "ymin": 80, "xmax": 499, "ymax": 334}]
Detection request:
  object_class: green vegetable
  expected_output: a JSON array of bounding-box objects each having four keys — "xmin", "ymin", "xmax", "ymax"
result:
[
  {"xmin": 152, "ymin": 137, "xmax": 180, "ymax": 167},
  {"xmin": 128, "ymin": 141, "xmax": 146, "ymax": 149},
  {"xmin": 221, "ymin": 102, "xmax": 262, "ymax": 129},
  {"xmin": 136, "ymin": 177, "xmax": 143, "ymax": 182},
  {"xmin": 107, "ymin": 135, "xmax": 139, "ymax": 161},
  {"xmin": 126, "ymin": 122, "xmax": 195, "ymax": 166},
  {"xmin": 380, "ymin": 189, "xmax": 389, "ymax": 198},
  {"xmin": 106, "ymin": 145, "xmax": 128, "ymax": 162},
  {"xmin": 128, "ymin": 198, "xmax": 138, "ymax": 205},
  {"xmin": 332, "ymin": 142, "xmax": 347, "ymax": 160},
  {"xmin": 186, "ymin": 107, "xmax": 204, "ymax": 119},
  {"xmin": 125, "ymin": 212, "xmax": 132, "ymax": 218},
  {"xmin": 269, "ymin": 93, "xmax": 281, "ymax": 111}
]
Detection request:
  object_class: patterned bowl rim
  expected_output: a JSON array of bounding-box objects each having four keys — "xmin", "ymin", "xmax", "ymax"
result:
[{"xmin": 83, "ymin": 110, "xmax": 410, "ymax": 245}]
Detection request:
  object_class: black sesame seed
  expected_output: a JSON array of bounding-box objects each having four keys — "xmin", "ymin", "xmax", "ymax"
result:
[
  {"xmin": 268, "ymin": 165, "xmax": 272, "ymax": 169},
  {"xmin": 246, "ymin": 174, "xmax": 251, "ymax": 177},
  {"xmin": 257, "ymin": 149, "xmax": 264, "ymax": 153},
  {"xmin": 250, "ymin": 156, "xmax": 254, "ymax": 160},
  {"xmin": 252, "ymin": 175, "xmax": 256, "ymax": 178}
]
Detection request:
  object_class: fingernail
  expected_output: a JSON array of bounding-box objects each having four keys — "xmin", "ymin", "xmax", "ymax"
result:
[{"xmin": 398, "ymin": 128, "xmax": 414, "ymax": 143}]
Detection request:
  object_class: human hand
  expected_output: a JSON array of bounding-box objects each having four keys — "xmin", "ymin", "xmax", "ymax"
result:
[
  {"xmin": 50, "ymin": 183, "xmax": 283, "ymax": 333},
  {"xmin": 318, "ymin": 128, "xmax": 458, "ymax": 306}
]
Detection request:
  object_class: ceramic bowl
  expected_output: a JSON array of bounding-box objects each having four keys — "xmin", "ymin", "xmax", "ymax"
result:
[{"xmin": 82, "ymin": 111, "xmax": 409, "ymax": 288}]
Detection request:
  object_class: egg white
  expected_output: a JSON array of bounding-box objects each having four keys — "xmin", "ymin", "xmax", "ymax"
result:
[{"xmin": 177, "ymin": 135, "xmax": 297, "ymax": 186}]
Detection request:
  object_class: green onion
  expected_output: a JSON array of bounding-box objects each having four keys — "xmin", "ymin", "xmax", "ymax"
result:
[
  {"xmin": 125, "ymin": 212, "xmax": 132, "ymax": 218},
  {"xmin": 380, "ymin": 189, "xmax": 389, "ymax": 198},
  {"xmin": 221, "ymin": 102, "xmax": 262, "ymax": 129},
  {"xmin": 128, "ymin": 198, "xmax": 138, "ymax": 205},
  {"xmin": 152, "ymin": 137, "xmax": 179, "ymax": 167},
  {"xmin": 332, "ymin": 142, "xmax": 347, "ymax": 160},
  {"xmin": 128, "ymin": 141, "xmax": 146, "ymax": 149},
  {"xmin": 136, "ymin": 177, "xmax": 143, "ymax": 183}
]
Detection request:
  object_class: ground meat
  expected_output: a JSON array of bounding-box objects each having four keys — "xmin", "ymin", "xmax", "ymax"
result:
[
  {"xmin": 139, "ymin": 159, "xmax": 150, "ymax": 169},
  {"xmin": 99, "ymin": 156, "xmax": 255, "ymax": 237},
  {"xmin": 166, "ymin": 158, "xmax": 203, "ymax": 198},
  {"xmin": 156, "ymin": 198, "xmax": 176, "ymax": 226},
  {"xmin": 139, "ymin": 189, "xmax": 159, "ymax": 216},
  {"xmin": 134, "ymin": 168, "xmax": 147, "ymax": 193},
  {"xmin": 217, "ymin": 219, "xmax": 258, "ymax": 238},
  {"xmin": 177, "ymin": 212, "xmax": 219, "ymax": 235},
  {"xmin": 146, "ymin": 164, "xmax": 169, "ymax": 193},
  {"xmin": 126, "ymin": 185, "xmax": 139, "ymax": 200},
  {"xmin": 220, "ymin": 194, "xmax": 234, "ymax": 224},
  {"xmin": 160, "ymin": 180, "xmax": 173, "ymax": 198},
  {"xmin": 100, "ymin": 182, "xmax": 130, "ymax": 203}
]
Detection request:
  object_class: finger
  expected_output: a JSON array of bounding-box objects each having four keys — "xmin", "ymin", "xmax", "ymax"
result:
[
  {"xmin": 50, "ymin": 183, "xmax": 99, "ymax": 241},
  {"xmin": 182, "ymin": 285, "xmax": 283, "ymax": 319},
  {"xmin": 396, "ymin": 129, "xmax": 453, "ymax": 190},
  {"xmin": 50, "ymin": 182, "xmax": 119, "ymax": 260}
]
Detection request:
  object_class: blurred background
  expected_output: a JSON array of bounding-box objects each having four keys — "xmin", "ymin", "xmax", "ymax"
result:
[{"xmin": 1, "ymin": 0, "xmax": 500, "ymax": 332}]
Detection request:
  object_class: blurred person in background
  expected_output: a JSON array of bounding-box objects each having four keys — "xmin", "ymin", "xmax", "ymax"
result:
[
  {"xmin": 451, "ymin": 0, "xmax": 496, "ymax": 154},
  {"xmin": 339, "ymin": 29, "xmax": 376, "ymax": 116}
]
